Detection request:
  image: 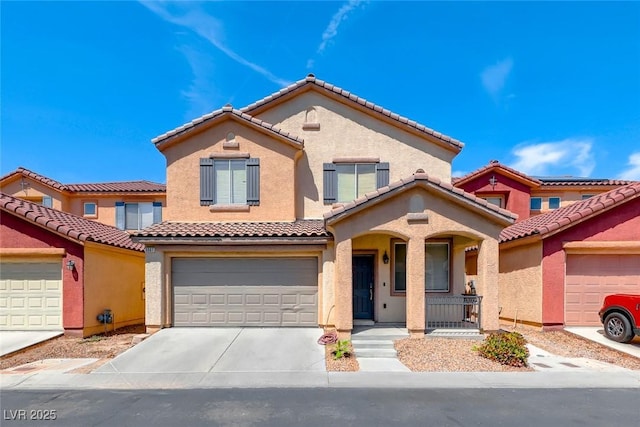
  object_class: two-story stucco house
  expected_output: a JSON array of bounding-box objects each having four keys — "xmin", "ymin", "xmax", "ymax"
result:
[{"xmin": 135, "ymin": 75, "xmax": 517, "ymax": 338}]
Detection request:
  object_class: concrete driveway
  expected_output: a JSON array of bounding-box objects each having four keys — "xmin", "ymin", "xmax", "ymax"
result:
[
  {"xmin": 96, "ymin": 327, "xmax": 326, "ymax": 374},
  {"xmin": 0, "ymin": 331, "xmax": 63, "ymax": 357},
  {"xmin": 565, "ymin": 327, "xmax": 640, "ymax": 358}
]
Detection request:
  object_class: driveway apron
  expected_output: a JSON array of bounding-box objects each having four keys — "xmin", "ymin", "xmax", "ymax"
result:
[{"xmin": 96, "ymin": 327, "xmax": 326, "ymax": 374}]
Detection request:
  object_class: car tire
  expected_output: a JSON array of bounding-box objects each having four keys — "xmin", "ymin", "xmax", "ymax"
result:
[{"xmin": 604, "ymin": 312, "xmax": 634, "ymax": 343}]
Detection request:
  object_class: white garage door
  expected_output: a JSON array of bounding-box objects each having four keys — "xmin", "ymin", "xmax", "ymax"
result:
[
  {"xmin": 172, "ymin": 257, "xmax": 318, "ymax": 327},
  {"xmin": 0, "ymin": 262, "xmax": 63, "ymax": 330},
  {"xmin": 565, "ymin": 254, "xmax": 640, "ymax": 326}
]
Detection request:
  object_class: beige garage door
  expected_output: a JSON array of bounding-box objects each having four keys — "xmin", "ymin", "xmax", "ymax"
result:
[
  {"xmin": 172, "ymin": 257, "xmax": 318, "ymax": 327},
  {"xmin": 0, "ymin": 262, "xmax": 63, "ymax": 330},
  {"xmin": 565, "ymin": 254, "xmax": 640, "ymax": 326}
]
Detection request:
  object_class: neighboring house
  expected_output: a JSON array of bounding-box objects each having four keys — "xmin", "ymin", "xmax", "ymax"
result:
[
  {"xmin": 0, "ymin": 167, "xmax": 166, "ymax": 231},
  {"xmin": 0, "ymin": 193, "xmax": 146, "ymax": 337},
  {"xmin": 454, "ymin": 160, "xmax": 634, "ymax": 221},
  {"xmin": 135, "ymin": 75, "xmax": 516, "ymax": 338},
  {"xmin": 499, "ymin": 183, "xmax": 640, "ymax": 328},
  {"xmin": 455, "ymin": 162, "xmax": 640, "ymax": 329}
]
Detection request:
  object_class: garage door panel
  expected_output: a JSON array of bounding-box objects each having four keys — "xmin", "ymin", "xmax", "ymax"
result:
[{"xmin": 566, "ymin": 254, "xmax": 640, "ymax": 326}]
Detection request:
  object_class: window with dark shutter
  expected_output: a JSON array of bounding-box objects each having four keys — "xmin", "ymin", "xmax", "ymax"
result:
[
  {"xmin": 200, "ymin": 157, "xmax": 260, "ymax": 206},
  {"xmin": 376, "ymin": 162, "xmax": 389, "ymax": 188},
  {"xmin": 200, "ymin": 158, "xmax": 214, "ymax": 206},
  {"xmin": 246, "ymin": 158, "xmax": 260, "ymax": 206},
  {"xmin": 115, "ymin": 202, "xmax": 125, "ymax": 230},
  {"xmin": 323, "ymin": 163, "xmax": 337, "ymax": 204}
]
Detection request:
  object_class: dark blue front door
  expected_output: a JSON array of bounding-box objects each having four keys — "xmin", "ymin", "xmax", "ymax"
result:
[{"xmin": 353, "ymin": 255, "xmax": 374, "ymax": 319}]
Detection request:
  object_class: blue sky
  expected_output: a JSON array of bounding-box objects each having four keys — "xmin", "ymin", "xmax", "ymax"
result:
[{"xmin": 2, "ymin": 1, "xmax": 639, "ymax": 184}]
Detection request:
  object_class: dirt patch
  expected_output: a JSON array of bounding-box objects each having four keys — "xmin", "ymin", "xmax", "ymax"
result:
[
  {"xmin": 0, "ymin": 325, "xmax": 145, "ymax": 371},
  {"xmin": 507, "ymin": 325, "xmax": 640, "ymax": 370},
  {"xmin": 395, "ymin": 337, "xmax": 532, "ymax": 372}
]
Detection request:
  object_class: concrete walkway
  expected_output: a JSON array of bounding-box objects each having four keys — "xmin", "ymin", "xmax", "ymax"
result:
[
  {"xmin": 565, "ymin": 327, "xmax": 640, "ymax": 359},
  {"xmin": 0, "ymin": 330, "xmax": 63, "ymax": 357}
]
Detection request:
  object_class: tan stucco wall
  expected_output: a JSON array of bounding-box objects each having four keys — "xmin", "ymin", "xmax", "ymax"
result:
[
  {"xmin": 161, "ymin": 119, "xmax": 299, "ymax": 222},
  {"xmin": 253, "ymin": 91, "xmax": 457, "ymax": 219},
  {"xmin": 83, "ymin": 243, "xmax": 145, "ymax": 337},
  {"xmin": 326, "ymin": 186, "xmax": 506, "ymax": 334},
  {"xmin": 66, "ymin": 196, "xmax": 165, "ymax": 227},
  {"xmin": 499, "ymin": 242, "xmax": 543, "ymax": 325},
  {"xmin": 0, "ymin": 178, "xmax": 70, "ymax": 211}
]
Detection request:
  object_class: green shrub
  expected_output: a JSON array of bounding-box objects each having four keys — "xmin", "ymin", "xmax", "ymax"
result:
[
  {"xmin": 332, "ymin": 340, "xmax": 352, "ymax": 360},
  {"xmin": 474, "ymin": 331, "xmax": 529, "ymax": 367}
]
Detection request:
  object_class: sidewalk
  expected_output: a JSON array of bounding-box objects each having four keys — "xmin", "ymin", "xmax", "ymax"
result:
[{"xmin": 1, "ymin": 369, "xmax": 639, "ymax": 390}]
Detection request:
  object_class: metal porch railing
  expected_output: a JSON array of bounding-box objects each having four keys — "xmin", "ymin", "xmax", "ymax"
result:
[{"xmin": 425, "ymin": 295, "xmax": 482, "ymax": 329}]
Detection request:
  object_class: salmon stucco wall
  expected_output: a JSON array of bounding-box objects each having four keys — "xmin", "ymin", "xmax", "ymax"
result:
[
  {"xmin": 499, "ymin": 242, "xmax": 543, "ymax": 326},
  {"xmin": 82, "ymin": 242, "xmax": 145, "ymax": 337},
  {"xmin": 252, "ymin": 91, "xmax": 457, "ymax": 219},
  {"xmin": 457, "ymin": 172, "xmax": 532, "ymax": 221},
  {"xmin": 0, "ymin": 213, "xmax": 85, "ymax": 330},
  {"xmin": 161, "ymin": 118, "xmax": 299, "ymax": 222},
  {"xmin": 541, "ymin": 197, "xmax": 640, "ymax": 327}
]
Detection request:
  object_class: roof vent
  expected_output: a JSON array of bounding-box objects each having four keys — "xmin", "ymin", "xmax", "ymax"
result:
[
  {"xmin": 222, "ymin": 104, "xmax": 233, "ymax": 112},
  {"xmin": 490, "ymin": 159, "xmax": 499, "ymax": 164},
  {"xmin": 415, "ymin": 168, "xmax": 425, "ymax": 174},
  {"xmin": 306, "ymin": 73, "xmax": 315, "ymax": 80}
]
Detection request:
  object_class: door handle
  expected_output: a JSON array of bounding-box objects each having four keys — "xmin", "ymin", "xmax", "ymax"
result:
[{"xmin": 369, "ymin": 283, "xmax": 373, "ymax": 301}]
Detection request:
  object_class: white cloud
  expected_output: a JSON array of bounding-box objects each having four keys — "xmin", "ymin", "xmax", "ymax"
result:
[
  {"xmin": 618, "ymin": 152, "xmax": 640, "ymax": 180},
  {"xmin": 307, "ymin": 0, "xmax": 367, "ymax": 68},
  {"xmin": 140, "ymin": 1, "xmax": 290, "ymax": 87},
  {"xmin": 177, "ymin": 46, "xmax": 220, "ymax": 119},
  {"xmin": 510, "ymin": 138, "xmax": 596, "ymax": 177},
  {"xmin": 481, "ymin": 58, "xmax": 513, "ymax": 97}
]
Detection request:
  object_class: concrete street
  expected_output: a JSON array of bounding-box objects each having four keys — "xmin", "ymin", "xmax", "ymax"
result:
[{"xmin": 1, "ymin": 388, "xmax": 638, "ymax": 426}]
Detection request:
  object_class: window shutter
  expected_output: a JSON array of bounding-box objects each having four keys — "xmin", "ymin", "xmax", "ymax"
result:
[
  {"xmin": 376, "ymin": 162, "xmax": 389, "ymax": 188},
  {"xmin": 323, "ymin": 163, "xmax": 337, "ymax": 204},
  {"xmin": 152, "ymin": 202, "xmax": 162, "ymax": 224},
  {"xmin": 200, "ymin": 158, "xmax": 214, "ymax": 206},
  {"xmin": 42, "ymin": 196, "xmax": 53, "ymax": 208},
  {"xmin": 246, "ymin": 158, "xmax": 260, "ymax": 206},
  {"xmin": 115, "ymin": 202, "xmax": 125, "ymax": 230}
]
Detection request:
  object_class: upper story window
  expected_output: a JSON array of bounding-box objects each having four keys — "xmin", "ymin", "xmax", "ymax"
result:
[
  {"xmin": 83, "ymin": 202, "xmax": 97, "ymax": 217},
  {"xmin": 42, "ymin": 196, "xmax": 52, "ymax": 208},
  {"xmin": 200, "ymin": 157, "xmax": 260, "ymax": 207},
  {"xmin": 323, "ymin": 161, "xmax": 389, "ymax": 204},
  {"xmin": 548, "ymin": 197, "xmax": 561, "ymax": 210},
  {"xmin": 115, "ymin": 202, "xmax": 162, "ymax": 231},
  {"xmin": 214, "ymin": 159, "xmax": 246, "ymax": 205},
  {"xmin": 337, "ymin": 163, "xmax": 376, "ymax": 202},
  {"xmin": 581, "ymin": 194, "xmax": 594, "ymax": 200},
  {"xmin": 481, "ymin": 196, "xmax": 504, "ymax": 208},
  {"xmin": 530, "ymin": 197, "xmax": 542, "ymax": 210}
]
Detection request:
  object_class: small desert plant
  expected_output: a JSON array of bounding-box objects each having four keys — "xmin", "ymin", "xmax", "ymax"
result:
[
  {"xmin": 474, "ymin": 331, "xmax": 529, "ymax": 367},
  {"xmin": 332, "ymin": 340, "xmax": 352, "ymax": 360}
]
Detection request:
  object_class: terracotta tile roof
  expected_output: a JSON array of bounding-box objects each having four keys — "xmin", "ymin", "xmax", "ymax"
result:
[
  {"xmin": 241, "ymin": 74, "xmax": 463, "ymax": 152},
  {"xmin": 453, "ymin": 160, "xmax": 541, "ymax": 188},
  {"xmin": 133, "ymin": 220, "xmax": 330, "ymax": 239},
  {"xmin": 0, "ymin": 167, "xmax": 166, "ymax": 194},
  {"xmin": 324, "ymin": 173, "xmax": 517, "ymax": 224},
  {"xmin": 66, "ymin": 181, "xmax": 166, "ymax": 193},
  {"xmin": 0, "ymin": 192, "xmax": 144, "ymax": 251},
  {"xmin": 537, "ymin": 177, "xmax": 636, "ymax": 186},
  {"xmin": 0, "ymin": 167, "xmax": 68, "ymax": 191},
  {"xmin": 152, "ymin": 105, "xmax": 305, "ymax": 147},
  {"xmin": 500, "ymin": 182, "xmax": 640, "ymax": 243}
]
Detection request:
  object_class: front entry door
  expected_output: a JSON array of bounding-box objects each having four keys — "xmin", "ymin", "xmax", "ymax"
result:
[{"xmin": 353, "ymin": 255, "xmax": 374, "ymax": 319}]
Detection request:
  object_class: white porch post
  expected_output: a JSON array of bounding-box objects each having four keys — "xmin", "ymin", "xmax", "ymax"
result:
[{"xmin": 406, "ymin": 237, "xmax": 426, "ymax": 338}]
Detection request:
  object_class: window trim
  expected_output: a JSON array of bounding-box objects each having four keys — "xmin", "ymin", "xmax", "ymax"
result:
[
  {"xmin": 530, "ymin": 197, "xmax": 542, "ymax": 210},
  {"xmin": 83, "ymin": 201, "xmax": 98, "ymax": 218},
  {"xmin": 391, "ymin": 239, "xmax": 407, "ymax": 296},
  {"xmin": 336, "ymin": 163, "xmax": 377, "ymax": 203},
  {"xmin": 478, "ymin": 194, "xmax": 505, "ymax": 209},
  {"xmin": 581, "ymin": 194, "xmax": 594, "ymax": 200},
  {"xmin": 213, "ymin": 158, "xmax": 247, "ymax": 206},
  {"xmin": 424, "ymin": 240, "xmax": 452, "ymax": 293}
]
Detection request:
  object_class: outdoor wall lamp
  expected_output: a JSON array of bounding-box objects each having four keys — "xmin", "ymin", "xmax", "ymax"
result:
[
  {"xmin": 66, "ymin": 260, "xmax": 75, "ymax": 271},
  {"xmin": 382, "ymin": 251, "xmax": 389, "ymax": 264}
]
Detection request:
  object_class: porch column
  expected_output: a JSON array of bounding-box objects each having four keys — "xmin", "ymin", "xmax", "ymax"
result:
[
  {"xmin": 406, "ymin": 237, "xmax": 425, "ymax": 338},
  {"xmin": 334, "ymin": 238, "xmax": 353, "ymax": 338},
  {"xmin": 144, "ymin": 248, "xmax": 165, "ymax": 333},
  {"xmin": 477, "ymin": 238, "xmax": 500, "ymax": 331}
]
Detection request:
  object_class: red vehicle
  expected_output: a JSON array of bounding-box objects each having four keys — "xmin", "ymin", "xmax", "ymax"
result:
[{"xmin": 599, "ymin": 294, "xmax": 640, "ymax": 343}]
